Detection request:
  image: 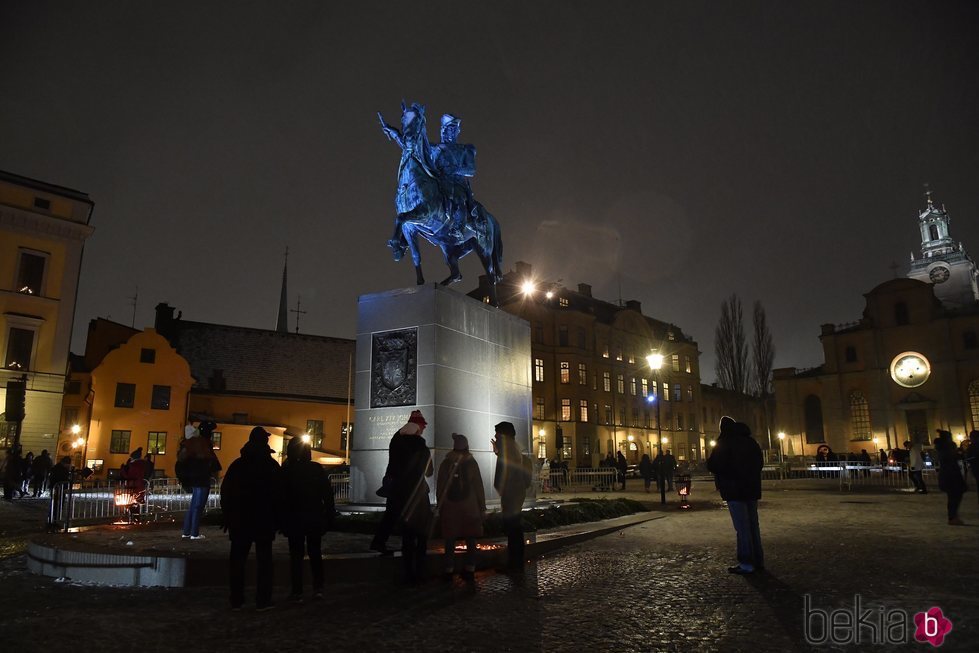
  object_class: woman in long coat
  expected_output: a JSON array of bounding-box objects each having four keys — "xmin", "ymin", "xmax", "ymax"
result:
[{"xmin": 437, "ymin": 433, "xmax": 485, "ymax": 581}]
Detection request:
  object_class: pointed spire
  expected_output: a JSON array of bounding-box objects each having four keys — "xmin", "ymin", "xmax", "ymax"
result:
[{"xmin": 276, "ymin": 247, "xmax": 289, "ymax": 333}]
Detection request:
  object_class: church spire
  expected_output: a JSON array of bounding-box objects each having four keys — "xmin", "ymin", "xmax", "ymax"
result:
[{"xmin": 275, "ymin": 247, "xmax": 289, "ymax": 333}]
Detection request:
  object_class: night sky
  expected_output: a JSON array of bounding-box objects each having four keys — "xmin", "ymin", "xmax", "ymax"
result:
[{"xmin": 2, "ymin": 1, "xmax": 978, "ymax": 381}]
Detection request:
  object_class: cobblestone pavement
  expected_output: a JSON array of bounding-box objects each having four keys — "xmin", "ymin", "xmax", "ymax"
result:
[{"xmin": 2, "ymin": 487, "xmax": 977, "ymax": 652}]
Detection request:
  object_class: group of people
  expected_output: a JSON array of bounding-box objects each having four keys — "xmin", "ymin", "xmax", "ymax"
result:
[
  {"xmin": 637, "ymin": 449, "xmax": 678, "ymax": 493},
  {"xmin": 369, "ymin": 412, "xmax": 532, "ymax": 584},
  {"xmin": 1, "ymin": 448, "xmax": 57, "ymax": 501}
]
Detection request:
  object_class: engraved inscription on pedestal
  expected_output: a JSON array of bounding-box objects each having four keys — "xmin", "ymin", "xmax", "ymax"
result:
[{"xmin": 370, "ymin": 328, "xmax": 417, "ymax": 408}]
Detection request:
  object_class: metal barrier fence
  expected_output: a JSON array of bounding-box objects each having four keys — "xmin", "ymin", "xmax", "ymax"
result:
[
  {"xmin": 759, "ymin": 461, "xmax": 941, "ymax": 491},
  {"xmin": 538, "ymin": 468, "xmax": 618, "ymax": 493},
  {"xmin": 50, "ymin": 473, "xmax": 352, "ymax": 531}
]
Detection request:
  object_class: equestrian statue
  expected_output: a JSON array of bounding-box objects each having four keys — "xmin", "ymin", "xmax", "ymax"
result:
[{"xmin": 378, "ymin": 102, "xmax": 503, "ymax": 297}]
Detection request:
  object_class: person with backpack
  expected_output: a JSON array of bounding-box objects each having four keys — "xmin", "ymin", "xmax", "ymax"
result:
[
  {"xmin": 437, "ymin": 433, "xmax": 486, "ymax": 582},
  {"xmin": 492, "ymin": 421, "xmax": 531, "ymax": 573},
  {"xmin": 31, "ymin": 450, "xmax": 53, "ymax": 497}
]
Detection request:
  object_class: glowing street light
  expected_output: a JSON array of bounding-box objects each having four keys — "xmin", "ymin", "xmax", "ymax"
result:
[
  {"xmin": 777, "ymin": 432, "xmax": 785, "ymax": 463},
  {"xmin": 545, "ymin": 290, "xmax": 554, "ymax": 299},
  {"xmin": 709, "ymin": 439, "xmax": 717, "ymax": 448},
  {"xmin": 70, "ymin": 424, "xmax": 81, "ymax": 435},
  {"xmin": 301, "ymin": 433, "xmax": 312, "ymax": 444},
  {"xmin": 521, "ymin": 280, "xmax": 536, "ymax": 295},
  {"xmin": 647, "ymin": 351, "xmax": 666, "ymax": 505}
]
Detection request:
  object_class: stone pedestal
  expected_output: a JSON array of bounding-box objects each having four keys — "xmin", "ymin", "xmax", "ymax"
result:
[{"xmin": 349, "ymin": 284, "xmax": 533, "ymax": 506}]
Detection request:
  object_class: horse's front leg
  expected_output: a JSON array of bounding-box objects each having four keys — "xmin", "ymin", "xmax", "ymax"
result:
[
  {"xmin": 403, "ymin": 223, "xmax": 425, "ymax": 285},
  {"xmin": 387, "ymin": 214, "xmax": 408, "ymax": 261}
]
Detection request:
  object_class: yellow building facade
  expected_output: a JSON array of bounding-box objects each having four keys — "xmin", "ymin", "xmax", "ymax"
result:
[{"xmin": 0, "ymin": 170, "xmax": 93, "ymax": 455}]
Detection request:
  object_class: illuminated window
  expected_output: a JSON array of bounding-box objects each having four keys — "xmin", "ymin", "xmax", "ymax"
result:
[
  {"xmin": 578, "ymin": 363, "xmax": 587, "ymax": 385},
  {"xmin": 307, "ymin": 419, "xmax": 324, "ymax": 448},
  {"xmin": 340, "ymin": 422, "xmax": 353, "ymax": 450},
  {"xmin": 86, "ymin": 459, "xmax": 104, "ymax": 472},
  {"xmin": 684, "ymin": 355, "xmax": 692, "ymax": 373},
  {"xmin": 628, "ymin": 354, "xmax": 635, "ymax": 364},
  {"xmin": 676, "ymin": 414, "xmax": 684, "ymax": 430},
  {"xmin": 561, "ymin": 399, "xmax": 571, "ymax": 421},
  {"xmin": 16, "ymin": 250, "xmax": 47, "ymax": 295},
  {"xmin": 641, "ymin": 378, "xmax": 648, "ymax": 397},
  {"xmin": 579, "ymin": 400, "xmax": 589, "ymax": 423},
  {"xmin": 629, "ymin": 377, "xmax": 637, "ymax": 395},
  {"xmin": 602, "ymin": 343, "xmax": 609, "ymax": 358},
  {"xmin": 686, "ymin": 385, "xmax": 693, "ymax": 401},
  {"xmin": 211, "ymin": 432, "xmax": 222, "ymax": 450},
  {"xmin": 147, "ymin": 431, "xmax": 167, "ymax": 455},
  {"xmin": 534, "ymin": 358, "xmax": 544, "ymax": 383},
  {"xmin": 603, "ymin": 372, "xmax": 611, "ymax": 392},
  {"xmin": 849, "ymin": 391, "xmax": 871, "ymax": 440},
  {"xmin": 559, "ymin": 297, "xmax": 569, "ymax": 307},
  {"xmin": 617, "ymin": 374, "xmax": 624, "ymax": 394},
  {"xmin": 673, "ymin": 384, "xmax": 681, "ymax": 401},
  {"xmin": 110, "ymin": 430, "xmax": 131, "ymax": 454},
  {"xmin": 603, "ymin": 404, "xmax": 612, "ymax": 424},
  {"xmin": 615, "ymin": 349, "xmax": 623, "ymax": 362},
  {"xmin": 4, "ymin": 327, "xmax": 35, "ymax": 370},
  {"xmin": 535, "ymin": 397, "xmax": 545, "ymax": 420},
  {"xmin": 671, "ymin": 354, "xmax": 680, "ymax": 372},
  {"xmin": 663, "ymin": 383, "xmax": 670, "ymax": 401},
  {"xmin": 537, "ymin": 439, "xmax": 547, "ymax": 459},
  {"xmin": 631, "ymin": 408, "xmax": 639, "ymax": 427},
  {"xmin": 618, "ymin": 407, "xmax": 625, "ymax": 426},
  {"xmin": 651, "ymin": 380, "xmax": 658, "ymax": 398},
  {"xmin": 560, "ymin": 361, "xmax": 570, "ymax": 384}
]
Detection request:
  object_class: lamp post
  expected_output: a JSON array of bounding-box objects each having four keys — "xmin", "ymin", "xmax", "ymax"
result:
[
  {"xmin": 646, "ymin": 352, "xmax": 666, "ymax": 505},
  {"xmin": 777, "ymin": 431, "xmax": 785, "ymax": 464}
]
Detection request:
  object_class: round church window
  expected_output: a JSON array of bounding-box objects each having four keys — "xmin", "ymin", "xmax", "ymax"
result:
[{"xmin": 889, "ymin": 351, "xmax": 931, "ymax": 388}]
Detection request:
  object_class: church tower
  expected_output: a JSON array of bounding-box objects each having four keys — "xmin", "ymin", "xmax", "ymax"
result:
[
  {"xmin": 907, "ymin": 189, "xmax": 979, "ymax": 307},
  {"xmin": 275, "ymin": 247, "xmax": 289, "ymax": 333}
]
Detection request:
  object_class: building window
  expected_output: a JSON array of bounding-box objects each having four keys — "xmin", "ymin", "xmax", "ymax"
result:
[
  {"xmin": 929, "ymin": 224, "xmax": 939, "ymax": 240},
  {"xmin": 804, "ymin": 395, "xmax": 825, "ymax": 444},
  {"xmin": 676, "ymin": 414, "xmax": 684, "ymax": 430},
  {"xmin": 686, "ymin": 385, "xmax": 693, "ymax": 401},
  {"xmin": 628, "ymin": 354, "xmax": 635, "ymax": 364},
  {"xmin": 615, "ymin": 348, "xmax": 623, "ymax": 362},
  {"xmin": 86, "ymin": 459, "xmax": 104, "ymax": 473},
  {"xmin": 114, "ymin": 383, "xmax": 136, "ymax": 408},
  {"xmin": 603, "ymin": 404, "xmax": 612, "ymax": 425},
  {"xmin": 578, "ymin": 363, "xmax": 587, "ymax": 385},
  {"xmin": 232, "ymin": 412, "xmax": 249, "ymax": 424},
  {"xmin": 534, "ymin": 358, "xmax": 544, "ymax": 383},
  {"xmin": 684, "ymin": 355, "xmax": 692, "ymax": 373},
  {"xmin": 535, "ymin": 397, "xmax": 545, "ymax": 420},
  {"xmin": 151, "ymin": 385, "xmax": 171, "ymax": 410},
  {"xmin": 537, "ymin": 439, "xmax": 547, "ymax": 460},
  {"xmin": 577, "ymin": 327, "xmax": 587, "ymax": 349},
  {"xmin": 147, "ymin": 431, "xmax": 167, "ymax": 455},
  {"xmin": 62, "ymin": 407, "xmax": 79, "ymax": 429},
  {"xmin": 894, "ymin": 302, "xmax": 909, "ymax": 326},
  {"xmin": 641, "ymin": 378, "xmax": 648, "ymax": 397},
  {"xmin": 560, "ymin": 361, "xmax": 570, "ymax": 384},
  {"xmin": 559, "ymin": 297, "xmax": 569, "ymax": 307},
  {"xmin": 33, "ymin": 197, "xmax": 51, "ymax": 210},
  {"xmin": 16, "ymin": 250, "xmax": 47, "ymax": 295},
  {"xmin": 663, "ymin": 383, "xmax": 670, "ymax": 401},
  {"xmin": 307, "ymin": 419, "xmax": 324, "ymax": 448},
  {"xmin": 579, "ymin": 400, "xmax": 589, "ymax": 423},
  {"xmin": 673, "ymin": 384, "xmax": 682, "ymax": 401},
  {"xmin": 140, "ymin": 348, "xmax": 156, "ymax": 364},
  {"xmin": 534, "ymin": 323, "xmax": 544, "ymax": 344},
  {"xmin": 618, "ymin": 407, "xmax": 625, "ymax": 426},
  {"xmin": 629, "ymin": 377, "xmax": 637, "ymax": 395},
  {"xmin": 601, "ymin": 343, "xmax": 609, "ymax": 358},
  {"xmin": 970, "ymin": 381, "xmax": 979, "ymax": 430},
  {"xmin": 4, "ymin": 327, "xmax": 35, "ymax": 369},
  {"xmin": 603, "ymin": 371, "xmax": 611, "ymax": 392},
  {"xmin": 340, "ymin": 422, "xmax": 353, "ymax": 450},
  {"xmin": 561, "ymin": 399, "xmax": 571, "ymax": 421},
  {"xmin": 211, "ymin": 432, "xmax": 222, "ymax": 451},
  {"xmin": 849, "ymin": 391, "xmax": 871, "ymax": 440},
  {"xmin": 671, "ymin": 354, "xmax": 680, "ymax": 372},
  {"xmin": 631, "ymin": 408, "xmax": 639, "ymax": 427},
  {"xmin": 964, "ymin": 331, "xmax": 978, "ymax": 350},
  {"xmin": 110, "ymin": 430, "xmax": 131, "ymax": 454},
  {"xmin": 558, "ymin": 325, "xmax": 569, "ymax": 346},
  {"xmin": 845, "ymin": 346, "xmax": 857, "ymax": 363},
  {"xmin": 616, "ymin": 374, "xmax": 624, "ymax": 394}
]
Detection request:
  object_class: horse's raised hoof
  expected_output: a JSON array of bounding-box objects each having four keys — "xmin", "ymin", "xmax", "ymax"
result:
[
  {"xmin": 387, "ymin": 239, "xmax": 406, "ymax": 262},
  {"xmin": 439, "ymin": 274, "xmax": 463, "ymax": 286}
]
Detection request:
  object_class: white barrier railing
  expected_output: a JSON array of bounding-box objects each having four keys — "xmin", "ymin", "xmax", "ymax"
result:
[
  {"xmin": 539, "ymin": 468, "xmax": 618, "ymax": 493},
  {"xmin": 329, "ymin": 473, "xmax": 350, "ymax": 503}
]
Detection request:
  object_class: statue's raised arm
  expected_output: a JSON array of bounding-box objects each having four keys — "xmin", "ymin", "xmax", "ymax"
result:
[{"xmin": 377, "ymin": 112, "xmax": 404, "ymax": 150}]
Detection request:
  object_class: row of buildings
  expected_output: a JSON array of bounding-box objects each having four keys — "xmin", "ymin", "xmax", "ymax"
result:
[{"xmin": 3, "ymin": 167, "xmax": 977, "ymax": 478}]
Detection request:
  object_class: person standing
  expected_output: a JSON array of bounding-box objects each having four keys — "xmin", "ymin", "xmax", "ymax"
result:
[
  {"xmin": 2, "ymin": 448, "xmax": 22, "ymax": 502},
  {"xmin": 370, "ymin": 410, "xmax": 430, "ymax": 556},
  {"xmin": 664, "ymin": 449, "xmax": 678, "ymax": 491},
  {"xmin": 31, "ymin": 449, "xmax": 53, "ymax": 497},
  {"xmin": 907, "ymin": 440, "xmax": 927, "ymax": 494},
  {"xmin": 20, "ymin": 451, "xmax": 34, "ymax": 497},
  {"xmin": 967, "ymin": 431, "xmax": 979, "ymax": 503},
  {"xmin": 615, "ymin": 451, "xmax": 628, "ymax": 491},
  {"xmin": 221, "ymin": 427, "xmax": 282, "ymax": 611},
  {"xmin": 437, "ymin": 433, "xmax": 485, "ymax": 582},
  {"xmin": 707, "ymin": 417, "xmax": 764, "ymax": 575},
  {"xmin": 178, "ymin": 431, "xmax": 222, "ymax": 539},
  {"xmin": 280, "ymin": 436, "xmax": 335, "ymax": 601},
  {"xmin": 539, "ymin": 458, "xmax": 550, "ymax": 493},
  {"xmin": 638, "ymin": 453, "xmax": 654, "ymax": 493},
  {"xmin": 387, "ymin": 411, "xmax": 433, "ymax": 583},
  {"xmin": 934, "ymin": 430, "xmax": 966, "ymax": 525},
  {"xmin": 493, "ymin": 421, "xmax": 531, "ymax": 573}
]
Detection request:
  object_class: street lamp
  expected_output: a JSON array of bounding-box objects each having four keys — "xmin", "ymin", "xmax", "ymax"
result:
[
  {"xmin": 777, "ymin": 431, "xmax": 785, "ymax": 464},
  {"xmin": 646, "ymin": 352, "xmax": 666, "ymax": 505}
]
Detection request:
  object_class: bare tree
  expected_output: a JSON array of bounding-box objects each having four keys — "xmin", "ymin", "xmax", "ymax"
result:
[
  {"xmin": 714, "ymin": 294, "xmax": 750, "ymax": 394},
  {"xmin": 751, "ymin": 300, "xmax": 775, "ymax": 397}
]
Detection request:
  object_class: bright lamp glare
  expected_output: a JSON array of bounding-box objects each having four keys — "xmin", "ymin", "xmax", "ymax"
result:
[
  {"xmin": 545, "ymin": 290, "xmax": 554, "ymax": 299},
  {"xmin": 301, "ymin": 434, "xmax": 311, "ymax": 444},
  {"xmin": 70, "ymin": 424, "xmax": 81, "ymax": 435},
  {"xmin": 521, "ymin": 280, "xmax": 536, "ymax": 295},
  {"xmin": 646, "ymin": 353, "xmax": 664, "ymax": 370}
]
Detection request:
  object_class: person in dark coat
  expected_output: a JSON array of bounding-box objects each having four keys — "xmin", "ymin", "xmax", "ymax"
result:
[
  {"xmin": 221, "ymin": 426, "xmax": 282, "ymax": 610},
  {"xmin": 437, "ymin": 433, "xmax": 485, "ymax": 582},
  {"xmin": 387, "ymin": 414, "xmax": 433, "ymax": 584},
  {"xmin": 2, "ymin": 448, "xmax": 23, "ymax": 502},
  {"xmin": 638, "ymin": 453, "xmax": 654, "ymax": 493},
  {"xmin": 493, "ymin": 421, "xmax": 531, "ymax": 572},
  {"xmin": 31, "ymin": 450, "xmax": 53, "ymax": 497},
  {"xmin": 934, "ymin": 430, "xmax": 966, "ymax": 525},
  {"xmin": 615, "ymin": 451, "xmax": 628, "ymax": 490},
  {"xmin": 20, "ymin": 451, "xmax": 34, "ymax": 497},
  {"xmin": 370, "ymin": 410, "xmax": 430, "ymax": 556},
  {"xmin": 281, "ymin": 436, "xmax": 335, "ymax": 601},
  {"xmin": 707, "ymin": 416, "xmax": 764, "ymax": 575},
  {"xmin": 663, "ymin": 449, "xmax": 678, "ymax": 491},
  {"xmin": 967, "ymin": 431, "xmax": 979, "ymax": 504},
  {"xmin": 178, "ymin": 432, "xmax": 222, "ymax": 539}
]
